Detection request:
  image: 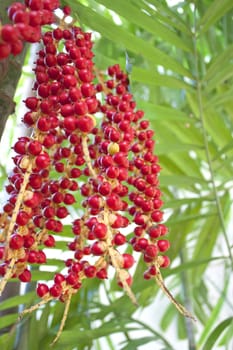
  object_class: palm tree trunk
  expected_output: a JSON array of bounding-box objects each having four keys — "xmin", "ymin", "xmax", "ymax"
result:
[
  {"xmin": 0, "ymin": 0, "xmax": 27, "ymax": 141},
  {"xmin": 0, "ymin": 0, "xmax": 27, "ymax": 336}
]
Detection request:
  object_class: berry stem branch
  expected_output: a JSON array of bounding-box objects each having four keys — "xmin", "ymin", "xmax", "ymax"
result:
[
  {"xmin": 193, "ymin": 6, "xmax": 233, "ymax": 269},
  {"xmin": 179, "ymin": 250, "xmax": 197, "ymax": 350},
  {"xmin": 51, "ymin": 293, "xmax": 72, "ymax": 346},
  {"xmin": 0, "ymin": 258, "xmax": 16, "ymax": 295},
  {"xmin": 103, "ymin": 210, "xmax": 138, "ymax": 306},
  {"xmin": 19, "ymin": 296, "xmax": 53, "ymax": 319},
  {"xmin": 82, "ymin": 135, "xmax": 97, "ymax": 179},
  {"xmin": 154, "ymin": 265, "xmax": 196, "ymax": 320},
  {"xmin": 4, "ymin": 161, "xmax": 33, "ymax": 252}
]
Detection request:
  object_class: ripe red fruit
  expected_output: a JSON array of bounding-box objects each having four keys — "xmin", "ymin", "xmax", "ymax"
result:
[
  {"xmin": 91, "ymin": 241, "xmax": 106, "ymax": 255},
  {"xmin": 0, "ymin": 43, "xmax": 11, "ymax": 59},
  {"xmin": 137, "ymin": 238, "xmax": 148, "ymax": 250},
  {"xmin": 37, "ymin": 283, "xmax": 49, "ymax": 297},
  {"xmin": 1, "ymin": 24, "xmax": 20, "ymax": 43},
  {"xmin": 9, "ymin": 234, "xmax": 24, "ymax": 249},
  {"xmin": 43, "ymin": 235, "xmax": 55, "ymax": 247},
  {"xmin": 27, "ymin": 140, "xmax": 42, "ymax": 156},
  {"xmin": 13, "ymin": 138, "xmax": 29, "ymax": 155},
  {"xmin": 50, "ymin": 284, "xmax": 62, "ymax": 297},
  {"xmin": 63, "ymin": 5, "xmax": 71, "ymax": 15},
  {"xmin": 157, "ymin": 240, "xmax": 170, "ymax": 252},
  {"xmin": 29, "ymin": 174, "xmax": 42, "ymax": 189},
  {"xmin": 12, "ymin": 10, "xmax": 30, "ymax": 25},
  {"xmin": 11, "ymin": 40, "xmax": 24, "ymax": 55},
  {"xmin": 24, "ymin": 235, "xmax": 35, "ymax": 248},
  {"xmin": 96, "ymin": 268, "xmax": 108, "ymax": 279},
  {"xmin": 145, "ymin": 244, "xmax": 158, "ymax": 258},
  {"xmin": 24, "ymin": 191, "xmax": 42, "ymax": 208},
  {"xmin": 148, "ymin": 226, "xmax": 161, "ymax": 239},
  {"xmin": 24, "ymin": 97, "xmax": 39, "ymax": 111},
  {"xmin": 84, "ymin": 265, "xmax": 96, "ymax": 278},
  {"xmin": 151, "ymin": 210, "xmax": 163, "ymax": 223},
  {"xmin": 92, "ymin": 222, "xmax": 107, "ymax": 239},
  {"xmin": 56, "ymin": 207, "xmax": 68, "ymax": 219},
  {"xmin": 54, "ymin": 273, "xmax": 65, "ymax": 284},
  {"xmin": 16, "ymin": 211, "xmax": 30, "ymax": 226},
  {"xmin": 18, "ymin": 269, "xmax": 31, "ymax": 282},
  {"xmin": 64, "ymin": 193, "xmax": 76, "ymax": 205},
  {"xmin": 28, "ymin": 0, "xmax": 43, "ymax": 11},
  {"xmin": 106, "ymin": 193, "xmax": 122, "ymax": 211},
  {"xmin": 88, "ymin": 195, "xmax": 102, "ymax": 209},
  {"xmin": 35, "ymin": 152, "xmax": 50, "ymax": 169},
  {"xmin": 76, "ymin": 115, "xmax": 94, "ymax": 133},
  {"xmin": 106, "ymin": 166, "xmax": 119, "ymax": 179},
  {"xmin": 66, "ymin": 272, "xmax": 78, "ymax": 285},
  {"xmin": 160, "ymin": 255, "xmax": 170, "ymax": 268},
  {"xmin": 122, "ymin": 254, "xmax": 135, "ymax": 269},
  {"xmin": 113, "ymin": 233, "xmax": 126, "ymax": 245},
  {"xmin": 8, "ymin": 3, "xmax": 26, "ymax": 20}
]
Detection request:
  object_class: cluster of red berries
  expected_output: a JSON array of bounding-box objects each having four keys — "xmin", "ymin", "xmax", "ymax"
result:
[
  {"xmin": 0, "ymin": 0, "xmax": 70, "ymax": 59},
  {"xmin": 0, "ymin": 4, "xmax": 176, "ymax": 341}
]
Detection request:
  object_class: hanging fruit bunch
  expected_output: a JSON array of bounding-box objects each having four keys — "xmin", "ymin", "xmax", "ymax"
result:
[{"xmin": 0, "ymin": 0, "xmax": 194, "ymax": 344}]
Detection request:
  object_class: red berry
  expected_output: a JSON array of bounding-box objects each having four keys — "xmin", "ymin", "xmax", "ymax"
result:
[
  {"xmin": 37, "ymin": 283, "xmax": 49, "ymax": 297},
  {"xmin": 64, "ymin": 193, "xmax": 76, "ymax": 205},
  {"xmin": 9, "ymin": 234, "xmax": 24, "ymax": 249},
  {"xmin": 113, "ymin": 233, "xmax": 126, "ymax": 245},
  {"xmin": 66, "ymin": 272, "xmax": 78, "ymax": 285},
  {"xmin": 27, "ymin": 140, "xmax": 42, "ymax": 155},
  {"xmin": 91, "ymin": 241, "xmax": 106, "ymax": 255},
  {"xmin": 92, "ymin": 222, "xmax": 107, "ymax": 239},
  {"xmin": 50, "ymin": 283, "xmax": 62, "ymax": 297},
  {"xmin": 151, "ymin": 210, "xmax": 163, "ymax": 222},
  {"xmin": 76, "ymin": 115, "xmax": 94, "ymax": 133},
  {"xmin": 43, "ymin": 235, "xmax": 55, "ymax": 247},
  {"xmin": 1, "ymin": 24, "xmax": 20, "ymax": 43},
  {"xmin": 84, "ymin": 265, "xmax": 96, "ymax": 278},
  {"xmin": 16, "ymin": 211, "xmax": 30, "ymax": 226},
  {"xmin": 54, "ymin": 273, "xmax": 65, "ymax": 284},
  {"xmin": 0, "ymin": 43, "xmax": 11, "ymax": 59},
  {"xmin": 160, "ymin": 255, "xmax": 170, "ymax": 268},
  {"xmin": 157, "ymin": 240, "xmax": 170, "ymax": 252},
  {"xmin": 122, "ymin": 254, "xmax": 134, "ymax": 269},
  {"xmin": 96, "ymin": 268, "xmax": 108, "ymax": 279},
  {"xmin": 106, "ymin": 193, "xmax": 122, "ymax": 211},
  {"xmin": 11, "ymin": 39, "xmax": 23, "ymax": 55},
  {"xmin": 8, "ymin": 3, "xmax": 26, "ymax": 20},
  {"xmin": 63, "ymin": 6, "xmax": 71, "ymax": 15},
  {"xmin": 145, "ymin": 244, "xmax": 158, "ymax": 258},
  {"xmin": 35, "ymin": 152, "xmax": 50, "ymax": 169},
  {"xmin": 88, "ymin": 195, "xmax": 102, "ymax": 209},
  {"xmin": 18, "ymin": 269, "xmax": 31, "ymax": 282}
]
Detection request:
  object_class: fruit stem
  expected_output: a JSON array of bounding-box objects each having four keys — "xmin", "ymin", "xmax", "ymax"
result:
[
  {"xmin": 50, "ymin": 292, "xmax": 72, "ymax": 346},
  {"xmin": 155, "ymin": 267, "xmax": 196, "ymax": 321},
  {"xmin": 82, "ymin": 135, "xmax": 97, "ymax": 179},
  {"xmin": 4, "ymin": 161, "xmax": 33, "ymax": 257},
  {"xmin": 19, "ymin": 296, "xmax": 53, "ymax": 319},
  {"xmin": 179, "ymin": 250, "xmax": 197, "ymax": 350},
  {"xmin": 0, "ymin": 258, "xmax": 16, "ymax": 295},
  {"xmin": 104, "ymin": 210, "xmax": 138, "ymax": 306}
]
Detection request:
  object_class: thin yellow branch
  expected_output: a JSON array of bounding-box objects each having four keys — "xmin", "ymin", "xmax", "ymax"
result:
[
  {"xmin": 82, "ymin": 135, "xmax": 97, "ymax": 179},
  {"xmin": 0, "ymin": 258, "xmax": 16, "ymax": 295},
  {"xmin": 50, "ymin": 293, "xmax": 72, "ymax": 346},
  {"xmin": 155, "ymin": 268, "xmax": 196, "ymax": 321}
]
